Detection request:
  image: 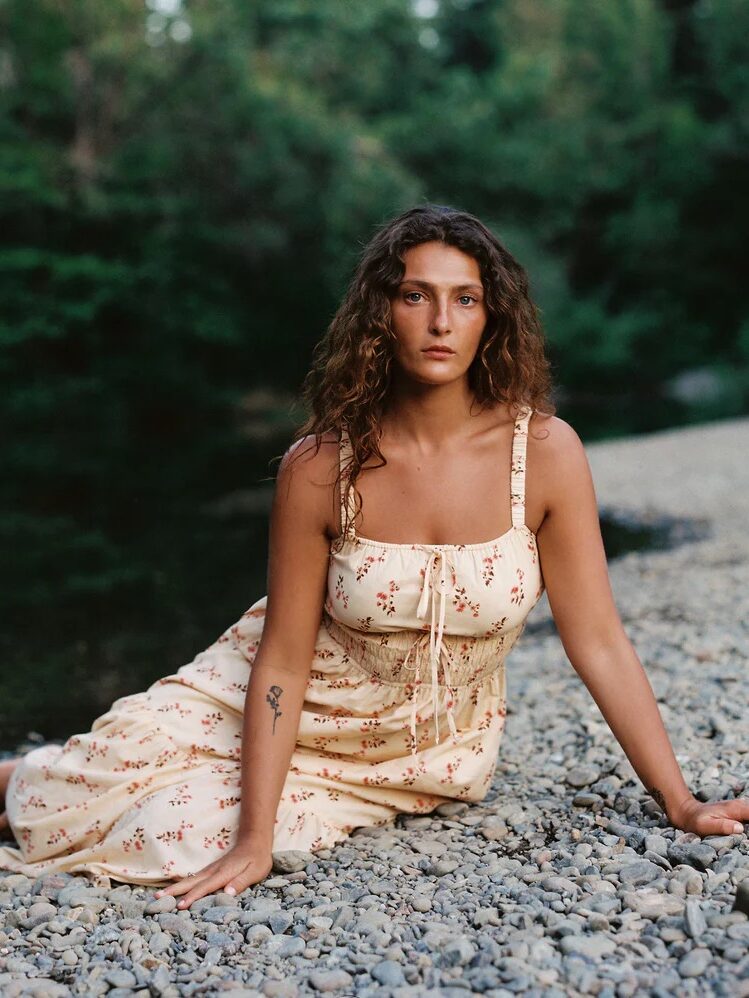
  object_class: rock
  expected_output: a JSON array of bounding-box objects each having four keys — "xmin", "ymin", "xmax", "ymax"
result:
[
  {"xmin": 371, "ymin": 960, "xmax": 406, "ymax": 986},
  {"xmin": 271, "ymin": 850, "xmax": 313, "ymax": 874},
  {"xmin": 425, "ymin": 859, "xmax": 459, "ymax": 876},
  {"xmin": 684, "ymin": 898, "xmax": 708, "ymax": 939},
  {"xmin": 618, "ymin": 860, "xmax": 664, "ymax": 886},
  {"xmin": 145, "ymin": 894, "xmax": 178, "ymax": 915},
  {"xmin": 678, "ymin": 947, "xmax": 712, "ymax": 978},
  {"xmin": 566, "ymin": 766, "xmax": 600, "ymax": 788},
  {"xmin": 434, "ymin": 802, "xmax": 469, "ymax": 817},
  {"xmin": 559, "ymin": 934, "xmax": 617, "ymax": 958},
  {"xmin": 268, "ymin": 911, "xmax": 294, "ymax": 934},
  {"xmin": 667, "ymin": 841, "xmax": 717, "ymax": 871},
  {"xmin": 307, "ymin": 970, "xmax": 354, "ymax": 991},
  {"xmin": 409, "ymin": 839, "xmax": 448, "ymax": 857},
  {"xmin": 105, "ymin": 969, "xmax": 138, "ymax": 989},
  {"xmin": 622, "ymin": 890, "xmax": 685, "ymax": 918},
  {"xmin": 441, "ymin": 937, "xmax": 476, "ymax": 967}
]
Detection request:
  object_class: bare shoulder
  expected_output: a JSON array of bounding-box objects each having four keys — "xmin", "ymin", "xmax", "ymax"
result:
[
  {"xmin": 273, "ymin": 430, "xmax": 341, "ymax": 537},
  {"xmin": 277, "ymin": 430, "xmax": 340, "ymax": 481},
  {"xmin": 527, "ymin": 413, "xmax": 594, "ymax": 519}
]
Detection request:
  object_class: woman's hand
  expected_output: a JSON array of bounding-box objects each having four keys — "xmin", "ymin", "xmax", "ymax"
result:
[
  {"xmin": 153, "ymin": 841, "xmax": 273, "ymax": 910},
  {"xmin": 670, "ymin": 795, "xmax": 749, "ymax": 838}
]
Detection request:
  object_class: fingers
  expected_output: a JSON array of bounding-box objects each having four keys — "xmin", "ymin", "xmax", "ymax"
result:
[
  {"xmin": 223, "ymin": 856, "xmax": 274, "ymax": 897},
  {"xmin": 154, "ymin": 856, "xmax": 251, "ymax": 910}
]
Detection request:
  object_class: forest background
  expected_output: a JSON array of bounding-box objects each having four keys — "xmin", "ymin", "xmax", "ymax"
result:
[{"xmin": 1, "ymin": 0, "xmax": 747, "ymax": 747}]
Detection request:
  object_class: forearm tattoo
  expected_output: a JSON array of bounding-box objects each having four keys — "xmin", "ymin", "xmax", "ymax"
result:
[
  {"xmin": 649, "ymin": 786, "xmax": 667, "ymax": 814},
  {"xmin": 265, "ymin": 685, "xmax": 284, "ymax": 734}
]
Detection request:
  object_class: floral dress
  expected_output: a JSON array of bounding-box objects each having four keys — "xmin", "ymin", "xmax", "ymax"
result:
[{"xmin": 0, "ymin": 406, "xmax": 545, "ymax": 888}]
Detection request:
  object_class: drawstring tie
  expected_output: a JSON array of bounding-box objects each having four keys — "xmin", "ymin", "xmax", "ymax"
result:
[{"xmin": 402, "ymin": 548, "xmax": 461, "ymax": 755}]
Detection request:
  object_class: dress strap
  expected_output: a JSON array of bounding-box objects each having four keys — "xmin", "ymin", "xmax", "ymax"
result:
[
  {"xmin": 339, "ymin": 427, "xmax": 357, "ymax": 541},
  {"xmin": 510, "ymin": 405, "xmax": 533, "ymax": 528}
]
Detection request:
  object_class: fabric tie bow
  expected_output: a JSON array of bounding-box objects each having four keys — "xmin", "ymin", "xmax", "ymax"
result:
[{"xmin": 401, "ymin": 547, "xmax": 461, "ymax": 755}]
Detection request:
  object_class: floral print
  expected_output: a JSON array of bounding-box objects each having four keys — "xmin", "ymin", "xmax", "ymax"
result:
[{"xmin": 0, "ymin": 407, "xmax": 544, "ymax": 889}]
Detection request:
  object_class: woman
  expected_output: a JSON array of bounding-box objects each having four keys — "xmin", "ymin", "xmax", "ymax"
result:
[{"xmin": 1, "ymin": 204, "xmax": 746, "ymax": 910}]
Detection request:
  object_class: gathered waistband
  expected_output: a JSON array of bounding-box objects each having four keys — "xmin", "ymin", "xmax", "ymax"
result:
[{"xmin": 323, "ymin": 613, "xmax": 523, "ymax": 689}]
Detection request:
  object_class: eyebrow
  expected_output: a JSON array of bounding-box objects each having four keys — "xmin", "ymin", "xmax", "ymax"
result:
[{"xmin": 399, "ymin": 279, "xmax": 484, "ymax": 293}]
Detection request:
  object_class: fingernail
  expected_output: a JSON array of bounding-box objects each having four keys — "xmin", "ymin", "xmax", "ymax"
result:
[
  {"xmin": 154, "ymin": 891, "xmax": 162, "ymax": 898},
  {"xmin": 225, "ymin": 886, "xmax": 237, "ymax": 896},
  {"xmin": 733, "ymin": 823, "xmax": 743, "ymax": 833},
  {"xmin": 178, "ymin": 900, "xmax": 186, "ymax": 908}
]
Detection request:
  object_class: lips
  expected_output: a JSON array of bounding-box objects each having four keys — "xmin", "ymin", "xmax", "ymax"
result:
[{"xmin": 423, "ymin": 348, "xmax": 455, "ymax": 356}]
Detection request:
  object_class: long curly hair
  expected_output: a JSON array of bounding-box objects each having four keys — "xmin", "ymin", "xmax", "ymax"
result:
[{"xmin": 290, "ymin": 203, "xmax": 557, "ymax": 542}]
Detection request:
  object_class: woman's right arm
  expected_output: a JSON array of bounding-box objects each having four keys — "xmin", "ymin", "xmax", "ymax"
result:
[{"xmin": 154, "ymin": 433, "xmax": 339, "ymax": 907}]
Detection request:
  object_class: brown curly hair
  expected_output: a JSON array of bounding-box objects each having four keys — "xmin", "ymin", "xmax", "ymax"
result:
[{"xmin": 290, "ymin": 203, "xmax": 557, "ymax": 541}]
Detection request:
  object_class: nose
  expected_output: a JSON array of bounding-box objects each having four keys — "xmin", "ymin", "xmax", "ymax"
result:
[{"xmin": 430, "ymin": 295, "xmax": 451, "ymax": 335}]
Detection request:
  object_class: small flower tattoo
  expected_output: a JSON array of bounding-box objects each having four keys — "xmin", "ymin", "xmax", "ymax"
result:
[{"xmin": 266, "ymin": 684, "xmax": 284, "ymax": 734}]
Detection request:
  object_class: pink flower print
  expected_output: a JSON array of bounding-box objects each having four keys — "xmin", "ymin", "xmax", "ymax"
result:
[
  {"xmin": 289, "ymin": 788, "xmax": 315, "ymax": 805},
  {"xmin": 288, "ymin": 812, "xmax": 306, "ymax": 836},
  {"xmin": 64, "ymin": 773, "xmax": 99, "ymax": 791},
  {"xmin": 526, "ymin": 537, "xmax": 537, "ymax": 564},
  {"xmin": 201, "ymin": 711, "xmax": 225, "ymax": 735},
  {"xmin": 439, "ymin": 758, "xmax": 463, "ymax": 786},
  {"xmin": 481, "ymin": 547, "xmax": 503, "ymax": 586},
  {"xmin": 112, "ymin": 758, "xmax": 149, "ymax": 774},
  {"xmin": 195, "ymin": 662, "xmax": 221, "ymax": 682},
  {"xmin": 317, "ymin": 766, "xmax": 344, "ymax": 782},
  {"xmin": 83, "ymin": 741, "xmax": 109, "ymax": 764},
  {"xmin": 334, "ymin": 574, "xmax": 350, "ymax": 609},
  {"xmin": 357, "ymin": 615, "xmax": 374, "ymax": 631},
  {"xmin": 362, "ymin": 771, "xmax": 391, "ymax": 786},
  {"xmin": 46, "ymin": 827, "xmax": 70, "ymax": 847},
  {"xmin": 84, "ymin": 819, "xmax": 104, "ymax": 839},
  {"xmin": 122, "ymin": 827, "xmax": 146, "ymax": 853},
  {"xmin": 452, "ymin": 586, "xmax": 480, "ymax": 617},
  {"xmin": 485, "ymin": 617, "xmax": 508, "ymax": 636},
  {"xmin": 477, "ymin": 708, "xmax": 494, "ymax": 731},
  {"xmin": 361, "ymin": 734, "xmax": 387, "ymax": 751},
  {"xmin": 356, "ymin": 552, "xmax": 386, "ymax": 582},
  {"xmin": 161, "ymin": 860, "xmax": 176, "ymax": 878},
  {"xmin": 215, "ymin": 795, "xmax": 241, "ymax": 810},
  {"xmin": 125, "ymin": 776, "xmax": 154, "ymax": 796},
  {"xmin": 169, "ymin": 783, "xmax": 192, "ymax": 807},
  {"xmin": 154, "ymin": 746, "xmax": 180, "ymax": 769},
  {"xmin": 510, "ymin": 567, "xmax": 525, "ymax": 605},
  {"xmin": 203, "ymin": 826, "xmax": 233, "ymax": 851},
  {"xmin": 156, "ymin": 820, "xmax": 194, "ymax": 844},
  {"xmin": 376, "ymin": 580, "xmax": 400, "ymax": 616},
  {"xmin": 156, "ymin": 703, "xmax": 192, "ymax": 718},
  {"xmin": 470, "ymin": 741, "xmax": 485, "ymax": 757},
  {"xmin": 24, "ymin": 794, "xmax": 47, "ymax": 810}
]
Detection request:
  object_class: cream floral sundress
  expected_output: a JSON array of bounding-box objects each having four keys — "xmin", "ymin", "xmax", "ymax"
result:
[{"xmin": 0, "ymin": 406, "xmax": 545, "ymax": 887}]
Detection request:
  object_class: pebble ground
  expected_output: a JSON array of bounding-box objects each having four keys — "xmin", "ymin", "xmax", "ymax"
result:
[{"xmin": 2, "ymin": 414, "xmax": 748, "ymax": 997}]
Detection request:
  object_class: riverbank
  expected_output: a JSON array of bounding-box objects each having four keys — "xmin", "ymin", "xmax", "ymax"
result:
[{"xmin": 1, "ymin": 414, "xmax": 748, "ymax": 996}]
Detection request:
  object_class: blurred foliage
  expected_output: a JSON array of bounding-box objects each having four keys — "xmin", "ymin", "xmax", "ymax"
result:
[{"xmin": 1, "ymin": 0, "xmax": 748, "ymax": 744}]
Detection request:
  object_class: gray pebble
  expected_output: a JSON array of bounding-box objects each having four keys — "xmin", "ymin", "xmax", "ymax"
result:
[
  {"xmin": 678, "ymin": 947, "xmax": 712, "ymax": 978},
  {"xmin": 308, "ymin": 969, "xmax": 354, "ymax": 991}
]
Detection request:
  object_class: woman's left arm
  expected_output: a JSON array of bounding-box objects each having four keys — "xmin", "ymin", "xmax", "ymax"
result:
[{"xmin": 533, "ymin": 417, "xmax": 749, "ymax": 837}]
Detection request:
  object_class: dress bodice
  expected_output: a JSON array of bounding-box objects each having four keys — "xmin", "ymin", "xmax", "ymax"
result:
[{"xmin": 322, "ymin": 405, "xmax": 545, "ymax": 753}]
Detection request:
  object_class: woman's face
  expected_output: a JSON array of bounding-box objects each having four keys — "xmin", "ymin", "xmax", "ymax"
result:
[{"xmin": 388, "ymin": 240, "xmax": 488, "ymax": 387}]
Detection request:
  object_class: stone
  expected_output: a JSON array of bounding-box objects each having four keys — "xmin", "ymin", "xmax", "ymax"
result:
[{"xmin": 271, "ymin": 851, "xmax": 314, "ymax": 874}]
